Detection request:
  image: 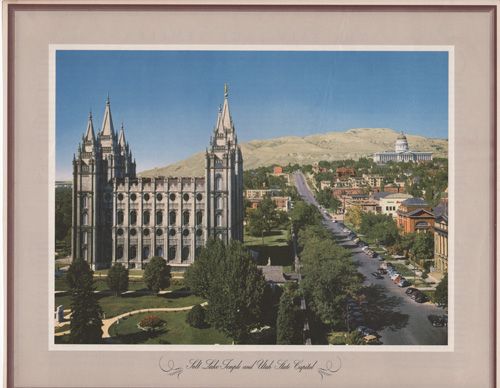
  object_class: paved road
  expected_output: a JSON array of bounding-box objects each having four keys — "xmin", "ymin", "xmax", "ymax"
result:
[{"xmin": 293, "ymin": 172, "xmax": 448, "ymax": 346}]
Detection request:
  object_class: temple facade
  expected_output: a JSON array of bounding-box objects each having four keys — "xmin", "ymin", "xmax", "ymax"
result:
[{"xmin": 71, "ymin": 87, "xmax": 244, "ymax": 271}]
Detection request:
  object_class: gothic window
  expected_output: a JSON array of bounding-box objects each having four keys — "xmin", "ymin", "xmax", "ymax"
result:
[
  {"xmin": 130, "ymin": 229, "xmax": 137, "ymax": 236},
  {"xmin": 118, "ymin": 193, "xmax": 124, "ymax": 201},
  {"xmin": 169, "ymin": 229, "xmax": 176, "ymax": 237},
  {"xmin": 183, "ymin": 229, "xmax": 190, "ymax": 237},
  {"xmin": 196, "ymin": 211, "xmax": 203, "ymax": 225},
  {"xmin": 130, "ymin": 245, "xmax": 137, "ymax": 259},
  {"xmin": 130, "ymin": 211, "xmax": 137, "ymax": 225},
  {"xmin": 156, "ymin": 211, "xmax": 163, "ymax": 225},
  {"xmin": 183, "ymin": 193, "xmax": 189, "ymax": 201},
  {"xmin": 216, "ymin": 213, "xmax": 223, "ymax": 227},
  {"xmin": 157, "ymin": 194, "xmax": 163, "ymax": 202},
  {"xmin": 82, "ymin": 213, "xmax": 88, "ymax": 225},
  {"xmin": 81, "ymin": 247, "xmax": 87, "ymax": 260},
  {"xmin": 183, "ymin": 211, "xmax": 190, "ymax": 225},
  {"xmin": 169, "ymin": 193, "xmax": 176, "ymax": 201},
  {"xmin": 143, "ymin": 246, "xmax": 150, "ymax": 260},
  {"xmin": 131, "ymin": 194, "xmax": 137, "ymax": 201},
  {"xmin": 196, "ymin": 229, "xmax": 203, "ymax": 237},
  {"xmin": 117, "ymin": 211, "xmax": 124, "ymax": 225},
  {"xmin": 156, "ymin": 247, "xmax": 163, "ymax": 257},
  {"xmin": 182, "ymin": 247, "xmax": 189, "ymax": 262},
  {"xmin": 169, "ymin": 246, "xmax": 176, "ymax": 260},
  {"xmin": 117, "ymin": 246, "xmax": 123, "ymax": 259},
  {"xmin": 216, "ymin": 196, "xmax": 223, "ymax": 209},
  {"xmin": 156, "ymin": 229, "xmax": 163, "ymax": 237},
  {"xmin": 82, "ymin": 196, "xmax": 87, "ymax": 208},
  {"xmin": 143, "ymin": 229, "xmax": 150, "ymax": 237},
  {"xmin": 215, "ymin": 175, "xmax": 222, "ymax": 190},
  {"xmin": 196, "ymin": 193, "xmax": 202, "ymax": 201},
  {"xmin": 144, "ymin": 193, "xmax": 150, "ymax": 202},
  {"xmin": 144, "ymin": 211, "xmax": 150, "ymax": 225},
  {"xmin": 117, "ymin": 228, "xmax": 123, "ymax": 236},
  {"xmin": 81, "ymin": 231, "xmax": 87, "ymax": 244},
  {"xmin": 169, "ymin": 211, "xmax": 176, "ymax": 225}
]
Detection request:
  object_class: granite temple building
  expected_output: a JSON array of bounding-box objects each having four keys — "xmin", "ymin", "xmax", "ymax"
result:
[{"xmin": 71, "ymin": 87, "xmax": 244, "ymax": 271}]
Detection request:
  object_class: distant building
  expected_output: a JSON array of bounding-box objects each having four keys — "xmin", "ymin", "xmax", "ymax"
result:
[
  {"xmin": 373, "ymin": 131, "xmax": 433, "ymax": 163},
  {"xmin": 335, "ymin": 167, "xmax": 356, "ymax": 180},
  {"xmin": 380, "ymin": 193, "xmax": 413, "ymax": 218},
  {"xmin": 362, "ymin": 174, "xmax": 384, "ymax": 188},
  {"xmin": 320, "ymin": 181, "xmax": 332, "ymax": 190},
  {"xmin": 273, "ymin": 166, "xmax": 283, "ymax": 174},
  {"xmin": 433, "ymin": 213, "xmax": 448, "ymax": 273},
  {"xmin": 396, "ymin": 198, "xmax": 434, "ymax": 234}
]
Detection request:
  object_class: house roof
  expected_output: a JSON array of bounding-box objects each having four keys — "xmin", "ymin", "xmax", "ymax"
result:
[
  {"xmin": 401, "ymin": 197, "xmax": 429, "ymax": 206},
  {"xmin": 257, "ymin": 266, "xmax": 287, "ymax": 283},
  {"xmin": 432, "ymin": 201, "xmax": 449, "ymax": 218},
  {"xmin": 372, "ymin": 192, "xmax": 393, "ymax": 200}
]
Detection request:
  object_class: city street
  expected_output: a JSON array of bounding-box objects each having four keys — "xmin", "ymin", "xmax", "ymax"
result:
[{"xmin": 293, "ymin": 172, "xmax": 448, "ymax": 346}]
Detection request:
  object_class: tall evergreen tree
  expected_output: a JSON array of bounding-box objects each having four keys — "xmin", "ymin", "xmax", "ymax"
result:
[
  {"xmin": 276, "ymin": 291, "xmax": 300, "ymax": 345},
  {"xmin": 67, "ymin": 259, "xmax": 103, "ymax": 344}
]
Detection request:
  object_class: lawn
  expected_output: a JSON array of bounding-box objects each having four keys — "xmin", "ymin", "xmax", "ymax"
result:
[
  {"xmin": 55, "ymin": 292, "xmax": 206, "ymax": 318},
  {"xmin": 244, "ymin": 229, "xmax": 294, "ymax": 269},
  {"xmin": 108, "ymin": 310, "xmax": 232, "ymax": 345}
]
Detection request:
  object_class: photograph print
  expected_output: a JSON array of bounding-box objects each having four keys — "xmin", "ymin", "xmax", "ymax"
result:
[{"xmin": 53, "ymin": 49, "xmax": 450, "ymax": 347}]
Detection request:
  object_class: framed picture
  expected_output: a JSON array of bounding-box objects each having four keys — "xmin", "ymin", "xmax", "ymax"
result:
[{"xmin": 4, "ymin": 1, "xmax": 497, "ymax": 387}]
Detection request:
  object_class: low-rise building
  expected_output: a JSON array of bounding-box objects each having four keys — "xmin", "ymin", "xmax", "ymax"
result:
[
  {"xmin": 397, "ymin": 198, "xmax": 434, "ymax": 234},
  {"xmin": 362, "ymin": 174, "xmax": 384, "ymax": 187},
  {"xmin": 335, "ymin": 167, "xmax": 356, "ymax": 180},
  {"xmin": 320, "ymin": 181, "xmax": 332, "ymax": 190},
  {"xmin": 380, "ymin": 193, "xmax": 413, "ymax": 218},
  {"xmin": 433, "ymin": 212, "xmax": 448, "ymax": 273}
]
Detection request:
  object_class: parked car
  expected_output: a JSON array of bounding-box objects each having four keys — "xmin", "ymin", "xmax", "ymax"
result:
[
  {"xmin": 406, "ymin": 287, "xmax": 419, "ymax": 295},
  {"xmin": 377, "ymin": 255, "xmax": 384, "ymax": 261},
  {"xmin": 428, "ymin": 315, "xmax": 447, "ymax": 327},
  {"xmin": 363, "ymin": 335, "xmax": 380, "ymax": 345},
  {"xmin": 355, "ymin": 326, "xmax": 376, "ymax": 337},
  {"xmin": 397, "ymin": 279, "xmax": 411, "ymax": 287},
  {"xmin": 369, "ymin": 251, "xmax": 378, "ymax": 258},
  {"xmin": 362, "ymin": 246, "xmax": 370, "ymax": 252},
  {"xmin": 371, "ymin": 272, "xmax": 383, "ymax": 279},
  {"xmin": 377, "ymin": 268, "xmax": 387, "ymax": 274},
  {"xmin": 393, "ymin": 276, "xmax": 403, "ymax": 284},
  {"xmin": 415, "ymin": 294, "xmax": 428, "ymax": 303},
  {"xmin": 390, "ymin": 273, "xmax": 401, "ymax": 280}
]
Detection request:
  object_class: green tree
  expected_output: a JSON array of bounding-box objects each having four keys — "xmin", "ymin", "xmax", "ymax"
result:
[
  {"xmin": 276, "ymin": 291, "xmax": 301, "ymax": 345},
  {"xmin": 246, "ymin": 196, "xmax": 281, "ymax": 244},
  {"xmin": 143, "ymin": 256, "xmax": 171, "ymax": 293},
  {"xmin": 289, "ymin": 202, "xmax": 321, "ymax": 233},
  {"xmin": 316, "ymin": 188, "xmax": 342, "ymax": 210},
  {"xmin": 187, "ymin": 238, "xmax": 267, "ymax": 343},
  {"xmin": 401, "ymin": 232, "xmax": 417, "ymax": 258},
  {"xmin": 55, "ymin": 188, "xmax": 72, "ymax": 254},
  {"xmin": 67, "ymin": 259, "xmax": 103, "ymax": 344},
  {"xmin": 409, "ymin": 231, "xmax": 434, "ymax": 269},
  {"xmin": 106, "ymin": 263, "xmax": 129, "ymax": 295},
  {"xmin": 65, "ymin": 258, "xmax": 94, "ymax": 289},
  {"xmin": 344, "ymin": 204, "xmax": 364, "ymax": 231},
  {"xmin": 345, "ymin": 330, "xmax": 366, "ymax": 345},
  {"xmin": 434, "ymin": 272, "xmax": 448, "ymax": 308},
  {"xmin": 186, "ymin": 304, "xmax": 206, "ymax": 328}
]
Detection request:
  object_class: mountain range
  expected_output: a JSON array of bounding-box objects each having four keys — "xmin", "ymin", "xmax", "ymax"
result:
[{"xmin": 138, "ymin": 128, "xmax": 448, "ymax": 178}]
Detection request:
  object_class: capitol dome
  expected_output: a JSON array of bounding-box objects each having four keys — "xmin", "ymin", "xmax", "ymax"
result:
[{"xmin": 395, "ymin": 131, "xmax": 409, "ymax": 152}]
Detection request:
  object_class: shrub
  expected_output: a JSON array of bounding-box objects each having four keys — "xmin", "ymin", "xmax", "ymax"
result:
[
  {"xmin": 170, "ymin": 278, "xmax": 184, "ymax": 286},
  {"xmin": 139, "ymin": 315, "xmax": 165, "ymax": 330},
  {"xmin": 186, "ymin": 304, "xmax": 206, "ymax": 328}
]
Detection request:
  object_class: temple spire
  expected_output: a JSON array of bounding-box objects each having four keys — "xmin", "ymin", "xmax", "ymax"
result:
[{"xmin": 101, "ymin": 94, "xmax": 115, "ymax": 137}]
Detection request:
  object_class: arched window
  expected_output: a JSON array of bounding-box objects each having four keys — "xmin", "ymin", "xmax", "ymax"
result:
[
  {"xmin": 82, "ymin": 196, "xmax": 87, "ymax": 208},
  {"xmin": 143, "ymin": 211, "xmax": 150, "ymax": 225},
  {"xmin": 81, "ymin": 247, "xmax": 87, "ymax": 260},
  {"xmin": 182, "ymin": 247, "xmax": 190, "ymax": 262},
  {"xmin": 130, "ymin": 211, "xmax": 137, "ymax": 225},
  {"xmin": 117, "ymin": 211, "xmax": 124, "ymax": 225},
  {"xmin": 215, "ymin": 176, "xmax": 222, "ymax": 190},
  {"xmin": 117, "ymin": 246, "xmax": 123, "ymax": 259},
  {"xmin": 216, "ymin": 196, "xmax": 223, "ymax": 209},
  {"xmin": 130, "ymin": 245, "xmax": 137, "ymax": 259},
  {"xmin": 183, "ymin": 211, "xmax": 190, "ymax": 225},
  {"xmin": 82, "ymin": 213, "xmax": 88, "ymax": 225},
  {"xmin": 416, "ymin": 222, "xmax": 429, "ymax": 227},
  {"xmin": 169, "ymin": 211, "xmax": 176, "ymax": 225},
  {"xmin": 169, "ymin": 246, "xmax": 176, "ymax": 260},
  {"xmin": 143, "ymin": 246, "xmax": 150, "ymax": 260},
  {"xmin": 156, "ymin": 247, "xmax": 163, "ymax": 257},
  {"xmin": 156, "ymin": 211, "xmax": 163, "ymax": 225},
  {"xmin": 82, "ymin": 231, "xmax": 87, "ymax": 244},
  {"xmin": 196, "ymin": 211, "xmax": 203, "ymax": 225},
  {"xmin": 216, "ymin": 213, "xmax": 223, "ymax": 227}
]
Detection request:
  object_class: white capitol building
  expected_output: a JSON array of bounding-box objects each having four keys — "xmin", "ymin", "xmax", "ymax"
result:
[{"xmin": 373, "ymin": 131, "xmax": 433, "ymax": 163}]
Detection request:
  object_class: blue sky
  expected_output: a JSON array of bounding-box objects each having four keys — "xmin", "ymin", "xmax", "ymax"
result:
[{"xmin": 56, "ymin": 50, "xmax": 449, "ymax": 180}]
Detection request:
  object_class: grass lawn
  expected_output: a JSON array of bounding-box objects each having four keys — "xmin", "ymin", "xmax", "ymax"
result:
[
  {"xmin": 55, "ymin": 292, "xmax": 206, "ymax": 317},
  {"xmin": 328, "ymin": 331, "xmax": 348, "ymax": 345},
  {"xmin": 108, "ymin": 311, "xmax": 232, "ymax": 345},
  {"xmin": 244, "ymin": 229, "xmax": 294, "ymax": 268},
  {"xmin": 55, "ymin": 323, "xmax": 71, "ymax": 333}
]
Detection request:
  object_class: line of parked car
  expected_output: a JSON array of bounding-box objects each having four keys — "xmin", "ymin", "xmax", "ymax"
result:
[
  {"xmin": 382, "ymin": 262, "xmax": 413, "ymax": 288},
  {"xmin": 345, "ymin": 296, "xmax": 382, "ymax": 345},
  {"xmin": 405, "ymin": 287, "xmax": 429, "ymax": 304}
]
